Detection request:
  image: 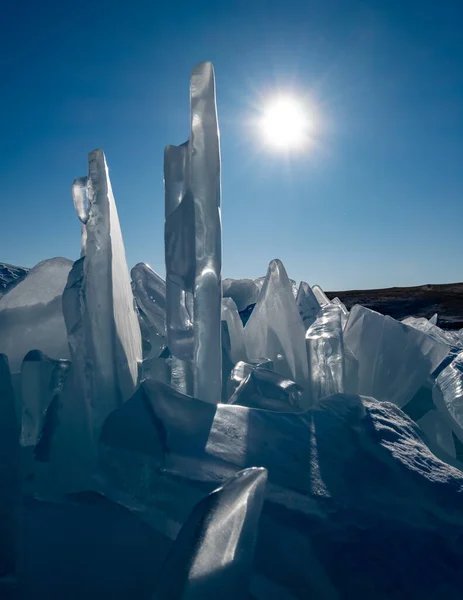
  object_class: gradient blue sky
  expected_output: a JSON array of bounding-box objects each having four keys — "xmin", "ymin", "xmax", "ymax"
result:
[{"xmin": 1, "ymin": 0, "xmax": 462, "ymax": 290}]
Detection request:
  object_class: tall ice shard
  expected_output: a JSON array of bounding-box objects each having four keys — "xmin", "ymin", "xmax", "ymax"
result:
[
  {"xmin": 244, "ymin": 260, "xmax": 308, "ymax": 395},
  {"xmin": 63, "ymin": 150, "xmax": 142, "ymax": 439},
  {"xmin": 190, "ymin": 62, "xmax": 222, "ymax": 404},
  {"xmin": 296, "ymin": 281, "xmax": 321, "ymax": 330},
  {"xmin": 164, "ymin": 63, "xmax": 222, "ymax": 404}
]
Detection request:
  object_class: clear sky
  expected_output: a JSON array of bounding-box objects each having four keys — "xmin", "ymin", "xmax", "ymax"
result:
[{"xmin": 1, "ymin": 0, "xmax": 462, "ymax": 290}]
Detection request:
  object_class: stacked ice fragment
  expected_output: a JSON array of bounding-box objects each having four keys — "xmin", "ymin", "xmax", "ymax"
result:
[{"xmin": 2, "ymin": 61, "xmax": 463, "ymax": 598}]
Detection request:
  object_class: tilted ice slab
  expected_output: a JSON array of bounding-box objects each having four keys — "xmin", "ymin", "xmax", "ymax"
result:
[
  {"xmin": 295, "ymin": 281, "xmax": 320, "ymax": 330},
  {"xmin": 344, "ymin": 305, "xmax": 449, "ymax": 408},
  {"xmin": 222, "ymin": 278, "xmax": 259, "ymax": 312},
  {"xmin": 228, "ymin": 364, "xmax": 304, "ymax": 412},
  {"xmin": 131, "ymin": 263, "xmax": 167, "ymax": 359},
  {"xmin": 306, "ymin": 304, "xmax": 345, "ymax": 403},
  {"xmin": 416, "ymin": 409, "xmax": 456, "ymax": 461},
  {"xmin": 312, "ymin": 284, "xmax": 330, "ymax": 307},
  {"xmin": 153, "ymin": 468, "xmax": 267, "ymax": 600},
  {"xmin": 402, "ymin": 316, "xmax": 462, "ymax": 348},
  {"xmin": 244, "ymin": 260, "xmax": 308, "ymax": 398},
  {"xmin": 0, "ymin": 258, "xmax": 72, "ymax": 373},
  {"xmin": 63, "ymin": 150, "xmax": 142, "ymax": 439}
]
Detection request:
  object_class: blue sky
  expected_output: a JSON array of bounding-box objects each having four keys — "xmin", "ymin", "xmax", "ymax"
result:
[{"xmin": 1, "ymin": 0, "xmax": 462, "ymax": 290}]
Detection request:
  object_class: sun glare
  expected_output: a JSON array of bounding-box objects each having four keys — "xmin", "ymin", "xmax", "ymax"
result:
[{"xmin": 261, "ymin": 97, "xmax": 311, "ymax": 150}]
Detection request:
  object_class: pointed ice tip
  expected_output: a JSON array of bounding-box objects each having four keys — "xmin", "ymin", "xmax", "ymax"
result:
[{"xmin": 191, "ymin": 61, "xmax": 214, "ymax": 78}]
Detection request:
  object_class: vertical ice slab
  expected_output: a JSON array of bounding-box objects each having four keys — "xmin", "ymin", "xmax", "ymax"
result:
[
  {"xmin": 131, "ymin": 263, "xmax": 167, "ymax": 359},
  {"xmin": 64, "ymin": 150, "xmax": 142, "ymax": 438},
  {"xmin": 344, "ymin": 305, "xmax": 449, "ymax": 407},
  {"xmin": 0, "ymin": 258, "xmax": 72, "ymax": 374},
  {"xmin": 190, "ymin": 62, "xmax": 222, "ymax": 404},
  {"xmin": 164, "ymin": 142, "xmax": 195, "ymax": 363},
  {"xmin": 152, "ymin": 467, "xmax": 267, "ymax": 600},
  {"xmin": 435, "ymin": 351, "xmax": 463, "ymax": 441},
  {"xmin": 0, "ymin": 355, "xmax": 19, "ymax": 576},
  {"xmin": 296, "ymin": 281, "xmax": 321, "ymax": 330},
  {"xmin": 305, "ymin": 304, "xmax": 345, "ymax": 403},
  {"xmin": 244, "ymin": 260, "xmax": 308, "ymax": 393}
]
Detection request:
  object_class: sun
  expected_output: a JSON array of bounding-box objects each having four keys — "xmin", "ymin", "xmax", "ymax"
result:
[{"xmin": 261, "ymin": 97, "xmax": 311, "ymax": 150}]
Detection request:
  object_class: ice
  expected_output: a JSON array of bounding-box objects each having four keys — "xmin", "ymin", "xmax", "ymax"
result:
[
  {"xmin": 0, "ymin": 257, "xmax": 72, "ymax": 373},
  {"xmin": 63, "ymin": 149, "xmax": 142, "ymax": 439},
  {"xmin": 305, "ymin": 304, "xmax": 345, "ymax": 403},
  {"xmin": 222, "ymin": 278, "xmax": 259, "ymax": 311},
  {"xmin": 0, "ymin": 355, "xmax": 19, "ymax": 576},
  {"xmin": 228, "ymin": 366, "xmax": 304, "ymax": 412},
  {"xmin": 312, "ymin": 284, "xmax": 330, "ymax": 307},
  {"xmin": 131, "ymin": 263, "xmax": 167, "ymax": 359},
  {"xmin": 152, "ymin": 468, "xmax": 267, "ymax": 600},
  {"xmin": 435, "ymin": 351, "xmax": 463, "ymax": 441},
  {"xmin": 429, "ymin": 313, "xmax": 438, "ymax": 326},
  {"xmin": 295, "ymin": 281, "xmax": 320, "ymax": 330},
  {"xmin": 254, "ymin": 276, "xmax": 298, "ymax": 298},
  {"xmin": 244, "ymin": 260, "xmax": 308, "ymax": 396},
  {"xmin": 402, "ymin": 316, "xmax": 461, "ymax": 348},
  {"xmin": 417, "ymin": 409, "xmax": 456, "ymax": 460},
  {"xmin": 189, "ymin": 62, "xmax": 223, "ymax": 404},
  {"xmin": 344, "ymin": 305, "xmax": 449, "ymax": 407},
  {"xmin": 221, "ymin": 298, "xmax": 246, "ymax": 364},
  {"xmin": 164, "ymin": 63, "xmax": 222, "ymax": 404},
  {"xmin": 19, "ymin": 350, "xmax": 70, "ymax": 449},
  {"xmin": 164, "ymin": 141, "xmax": 195, "ymax": 363}
]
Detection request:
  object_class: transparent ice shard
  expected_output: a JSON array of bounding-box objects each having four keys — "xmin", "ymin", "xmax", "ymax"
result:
[
  {"xmin": 435, "ymin": 351, "xmax": 463, "ymax": 440},
  {"xmin": 330, "ymin": 297, "xmax": 349, "ymax": 328},
  {"xmin": 222, "ymin": 278, "xmax": 259, "ymax": 312},
  {"xmin": 305, "ymin": 304, "xmax": 344, "ymax": 403},
  {"xmin": 152, "ymin": 468, "xmax": 267, "ymax": 600},
  {"xmin": 229, "ymin": 367, "xmax": 304, "ymax": 412},
  {"xmin": 189, "ymin": 62, "xmax": 223, "ymax": 404},
  {"xmin": 344, "ymin": 305, "xmax": 449, "ymax": 408},
  {"xmin": 19, "ymin": 350, "xmax": 70, "ymax": 449},
  {"xmin": 221, "ymin": 298, "xmax": 246, "ymax": 364},
  {"xmin": 0, "ymin": 257, "xmax": 72, "ymax": 374},
  {"xmin": 63, "ymin": 149, "xmax": 142, "ymax": 438},
  {"xmin": 164, "ymin": 142, "xmax": 195, "ymax": 362},
  {"xmin": 72, "ymin": 176, "xmax": 89, "ymax": 257},
  {"xmin": 417, "ymin": 409, "xmax": 456, "ymax": 460},
  {"xmin": 296, "ymin": 281, "xmax": 321, "ymax": 330},
  {"xmin": 131, "ymin": 263, "xmax": 167, "ymax": 359},
  {"xmin": 402, "ymin": 316, "xmax": 460, "ymax": 348},
  {"xmin": 312, "ymin": 284, "xmax": 330, "ymax": 307},
  {"xmin": 429, "ymin": 313, "xmax": 438, "ymax": 326},
  {"xmin": 244, "ymin": 260, "xmax": 308, "ymax": 393},
  {"xmin": 254, "ymin": 276, "xmax": 298, "ymax": 298}
]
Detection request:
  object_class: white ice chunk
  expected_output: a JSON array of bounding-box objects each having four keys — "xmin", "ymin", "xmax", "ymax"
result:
[
  {"xmin": 63, "ymin": 149, "xmax": 142, "ymax": 438},
  {"xmin": 305, "ymin": 304, "xmax": 344, "ymax": 403},
  {"xmin": 295, "ymin": 281, "xmax": 321, "ymax": 330},
  {"xmin": 222, "ymin": 278, "xmax": 259, "ymax": 311},
  {"xmin": 344, "ymin": 305, "xmax": 449, "ymax": 408},
  {"xmin": 153, "ymin": 468, "xmax": 267, "ymax": 600},
  {"xmin": 0, "ymin": 258, "xmax": 72, "ymax": 373},
  {"xmin": 244, "ymin": 260, "xmax": 308, "ymax": 396},
  {"xmin": 312, "ymin": 284, "xmax": 330, "ymax": 307}
]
